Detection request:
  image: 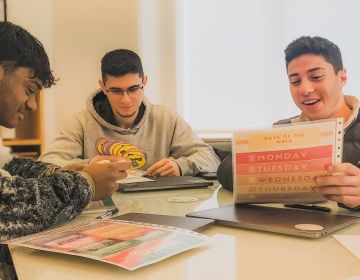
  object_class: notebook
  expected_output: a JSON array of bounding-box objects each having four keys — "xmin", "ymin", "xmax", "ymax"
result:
[
  {"xmin": 117, "ymin": 175, "xmax": 213, "ymax": 192},
  {"xmin": 187, "ymin": 204, "xmax": 360, "ymax": 238},
  {"xmin": 113, "ymin": 212, "xmax": 215, "ymax": 232}
]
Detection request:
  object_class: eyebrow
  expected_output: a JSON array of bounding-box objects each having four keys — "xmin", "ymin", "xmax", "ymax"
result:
[
  {"xmin": 27, "ymin": 79, "xmax": 42, "ymax": 90},
  {"xmin": 288, "ymin": 67, "xmax": 325, "ymax": 78}
]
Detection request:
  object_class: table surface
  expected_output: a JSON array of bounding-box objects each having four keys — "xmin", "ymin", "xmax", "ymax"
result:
[{"xmin": 9, "ymin": 183, "xmax": 360, "ymax": 280}]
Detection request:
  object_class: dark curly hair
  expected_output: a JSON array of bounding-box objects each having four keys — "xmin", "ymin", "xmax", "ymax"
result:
[{"xmin": 0, "ymin": 21, "xmax": 55, "ymax": 88}]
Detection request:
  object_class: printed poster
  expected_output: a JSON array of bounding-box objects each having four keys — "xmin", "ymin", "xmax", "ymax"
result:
[
  {"xmin": 5, "ymin": 220, "xmax": 208, "ymax": 271},
  {"xmin": 233, "ymin": 119, "xmax": 343, "ymax": 203}
]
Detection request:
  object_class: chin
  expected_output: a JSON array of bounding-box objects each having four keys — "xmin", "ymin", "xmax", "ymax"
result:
[
  {"xmin": 119, "ymin": 111, "xmax": 137, "ymax": 118},
  {"xmin": 1, "ymin": 121, "xmax": 17, "ymax": 129}
]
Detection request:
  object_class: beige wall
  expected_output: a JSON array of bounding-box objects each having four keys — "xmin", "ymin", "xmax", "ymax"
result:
[
  {"xmin": 7, "ymin": 0, "xmax": 55, "ymax": 146},
  {"xmin": 52, "ymin": 0, "xmax": 139, "ymax": 134},
  {"xmin": 7, "ymin": 0, "xmax": 178, "ymax": 147}
]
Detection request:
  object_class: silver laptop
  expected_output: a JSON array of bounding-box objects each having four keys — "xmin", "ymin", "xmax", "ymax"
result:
[
  {"xmin": 187, "ymin": 204, "xmax": 360, "ymax": 238},
  {"xmin": 118, "ymin": 176, "xmax": 213, "ymax": 192}
]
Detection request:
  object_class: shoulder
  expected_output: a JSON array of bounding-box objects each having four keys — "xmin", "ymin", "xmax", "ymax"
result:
[
  {"xmin": 273, "ymin": 115, "xmax": 299, "ymax": 126},
  {"xmin": 67, "ymin": 110, "xmax": 95, "ymax": 126},
  {"xmin": 148, "ymin": 103, "xmax": 179, "ymax": 120}
]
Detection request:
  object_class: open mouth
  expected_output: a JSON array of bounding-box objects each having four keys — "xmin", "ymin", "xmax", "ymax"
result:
[
  {"xmin": 302, "ymin": 99, "xmax": 321, "ymax": 106},
  {"xmin": 17, "ymin": 112, "xmax": 25, "ymax": 121}
]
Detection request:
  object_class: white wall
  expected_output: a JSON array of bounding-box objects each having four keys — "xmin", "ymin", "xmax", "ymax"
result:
[
  {"xmin": 52, "ymin": 0, "xmax": 139, "ymax": 138},
  {"xmin": 7, "ymin": 0, "xmax": 360, "ymax": 146},
  {"xmin": 180, "ymin": 0, "xmax": 360, "ymax": 132}
]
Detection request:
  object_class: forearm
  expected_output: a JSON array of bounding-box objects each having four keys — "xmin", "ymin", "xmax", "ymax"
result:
[
  {"xmin": 4, "ymin": 157, "xmax": 54, "ymax": 178},
  {"xmin": 38, "ymin": 117, "xmax": 86, "ymax": 167},
  {"xmin": 0, "ymin": 170, "xmax": 91, "ymax": 241}
]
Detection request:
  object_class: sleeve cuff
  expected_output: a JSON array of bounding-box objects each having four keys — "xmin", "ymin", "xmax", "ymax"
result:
[{"xmin": 80, "ymin": 171, "xmax": 96, "ymax": 200}]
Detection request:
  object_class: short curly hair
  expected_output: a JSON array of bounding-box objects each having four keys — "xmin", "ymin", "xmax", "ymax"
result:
[
  {"xmin": 0, "ymin": 21, "xmax": 55, "ymax": 88},
  {"xmin": 285, "ymin": 36, "xmax": 343, "ymax": 73}
]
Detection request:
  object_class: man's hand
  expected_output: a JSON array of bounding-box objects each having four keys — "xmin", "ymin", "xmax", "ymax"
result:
[
  {"xmin": 82, "ymin": 155, "xmax": 132, "ymax": 201},
  {"xmin": 314, "ymin": 163, "xmax": 360, "ymax": 208},
  {"xmin": 147, "ymin": 158, "xmax": 180, "ymax": 176}
]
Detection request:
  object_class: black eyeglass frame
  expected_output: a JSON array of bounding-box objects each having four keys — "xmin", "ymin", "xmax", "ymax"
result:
[{"xmin": 104, "ymin": 84, "xmax": 144, "ymax": 96}]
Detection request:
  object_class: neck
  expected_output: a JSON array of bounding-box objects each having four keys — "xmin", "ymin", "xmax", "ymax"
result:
[
  {"xmin": 332, "ymin": 98, "xmax": 352, "ymax": 122},
  {"xmin": 116, "ymin": 115, "xmax": 136, "ymax": 129}
]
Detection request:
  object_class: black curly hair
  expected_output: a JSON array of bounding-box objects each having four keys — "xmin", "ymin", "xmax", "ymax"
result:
[{"xmin": 0, "ymin": 21, "xmax": 55, "ymax": 88}]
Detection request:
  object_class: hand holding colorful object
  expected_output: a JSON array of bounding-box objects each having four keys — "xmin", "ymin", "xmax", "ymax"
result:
[{"xmin": 95, "ymin": 137, "xmax": 147, "ymax": 169}]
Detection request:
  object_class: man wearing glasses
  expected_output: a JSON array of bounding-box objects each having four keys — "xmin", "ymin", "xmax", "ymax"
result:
[{"xmin": 40, "ymin": 49, "xmax": 220, "ymax": 176}]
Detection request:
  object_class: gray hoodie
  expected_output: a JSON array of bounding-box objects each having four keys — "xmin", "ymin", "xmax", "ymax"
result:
[{"xmin": 40, "ymin": 90, "xmax": 220, "ymax": 175}]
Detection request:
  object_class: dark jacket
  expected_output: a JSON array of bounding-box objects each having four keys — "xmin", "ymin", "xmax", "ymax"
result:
[{"xmin": 0, "ymin": 157, "xmax": 92, "ymax": 279}]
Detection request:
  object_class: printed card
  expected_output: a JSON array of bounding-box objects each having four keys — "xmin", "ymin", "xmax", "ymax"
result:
[{"xmin": 232, "ymin": 118, "xmax": 343, "ymax": 203}]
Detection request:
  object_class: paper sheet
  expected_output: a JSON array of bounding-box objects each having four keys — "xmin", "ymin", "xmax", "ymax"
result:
[{"xmin": 334, "ymin": 235, "xmax": 360, "ymax": 260}]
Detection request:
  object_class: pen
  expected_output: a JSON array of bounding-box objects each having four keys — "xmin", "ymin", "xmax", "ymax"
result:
[
  {"xmin": 284, "ymin": 204, "xmax": 332, "ymax": 213},
  {"xmin": 95, "ymin": 208, "xmax": 119, "ymax": 219}
]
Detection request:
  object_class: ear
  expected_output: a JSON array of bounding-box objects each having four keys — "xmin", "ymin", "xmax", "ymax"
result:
[
  {"xmin": 98, "ymin": 79, "xmax": 107, "ymax": 94},
  {"xmin": 338, "ymin": 69, "xmax": 347, "ymax": 87},
  {"xmin": 142, "ymin": 75, "xmax": 148, "ymax": 86}
]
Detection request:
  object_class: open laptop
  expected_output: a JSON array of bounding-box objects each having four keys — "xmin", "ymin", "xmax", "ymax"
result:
[
  {"xmin": 118, "ymin": 175, "xmax": 213, "ymax": 192},
  {"xmin": 187, "ymin": 204, "xmax": 360, "ymax": 238}
]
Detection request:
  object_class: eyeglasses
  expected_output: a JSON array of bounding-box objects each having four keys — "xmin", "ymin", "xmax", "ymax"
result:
[{"xmin": 104, "ymin": 84, "xmax": 144, "ymax": 96}]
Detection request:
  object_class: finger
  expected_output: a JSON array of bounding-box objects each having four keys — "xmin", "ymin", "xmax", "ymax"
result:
[
  {"xmin": 159, "ymin": 169, "xmax": 176, "ymax": 176},
  {"xmin": 116, "ymin": 170, "xmax": 128, "ymax": 180},
  {"xmin": 314, "ymin": 185, "xmax": 360, "ymax": 196},
  {"xmin": 323, "ymin": 194, "xmax": 360, "ymax": 208},
  {"xmin": 91, "ymin": 155, "xmax": 129, "ymax": 164},
  {"xmin": 152, "ymin": 162, "xmax": 175, "ymax": 176},
  {"xmin": 159, "ymin": 161, "xmax": 179, "ymax": 176},
  {"xmin": 315, "ymin": 174, "xmax": 360, "ymax": 187},
  {"xmin": 106, "ymin": 155, "xmax": 129, "ymax": 162},
  {"xmin": 326, "ymin": 163, "xmax": 360, "ymax": 176},
  {"xmin": 147, "ymin": 159, "xmax": 168, "ymax": 175},
  {"xmin": 102, "ymin": 159, "xmax": 132, "ymax": 170}
]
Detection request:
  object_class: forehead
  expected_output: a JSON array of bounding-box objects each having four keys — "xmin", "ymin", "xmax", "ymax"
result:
[
  {"xmin": 287, "ymin": 54, "xmax": 332, "ymax": 75},
  {"xmin": 4, "ymin": 66, "xmax": 42, "ymax": 88},
  {"xmin": 105, "ymin": 73, "xmax": 142, "ymax": 86}
]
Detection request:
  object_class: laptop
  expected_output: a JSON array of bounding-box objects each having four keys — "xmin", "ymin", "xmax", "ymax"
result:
[
  {"xmin": 118, "ymin": 175, "xmax": 213, "ymax": 192},
  {"xmin": 113, "ymin": 212, "xmax": 215, "ymax": 232},
  {"xmin": 187, "ymin": 204, "xmax": 360, "ymax": 238}
]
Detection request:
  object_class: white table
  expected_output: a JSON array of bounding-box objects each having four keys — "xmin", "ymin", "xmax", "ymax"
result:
[{"xmin": 9, "ymin": 183, "xmax": 360, "ymax": 280}]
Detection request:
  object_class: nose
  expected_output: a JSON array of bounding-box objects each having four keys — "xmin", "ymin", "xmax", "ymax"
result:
[
  {"xmin": 299, "ymin": 79, "xmax": 314, "ymax": 95},
  {"xmin": 119, "ymin": 92, "xmax": 132, "ymax": 103},
  {"xmin": 26, "ymin": 95, "xmax": 38, "ymax": 112}
]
